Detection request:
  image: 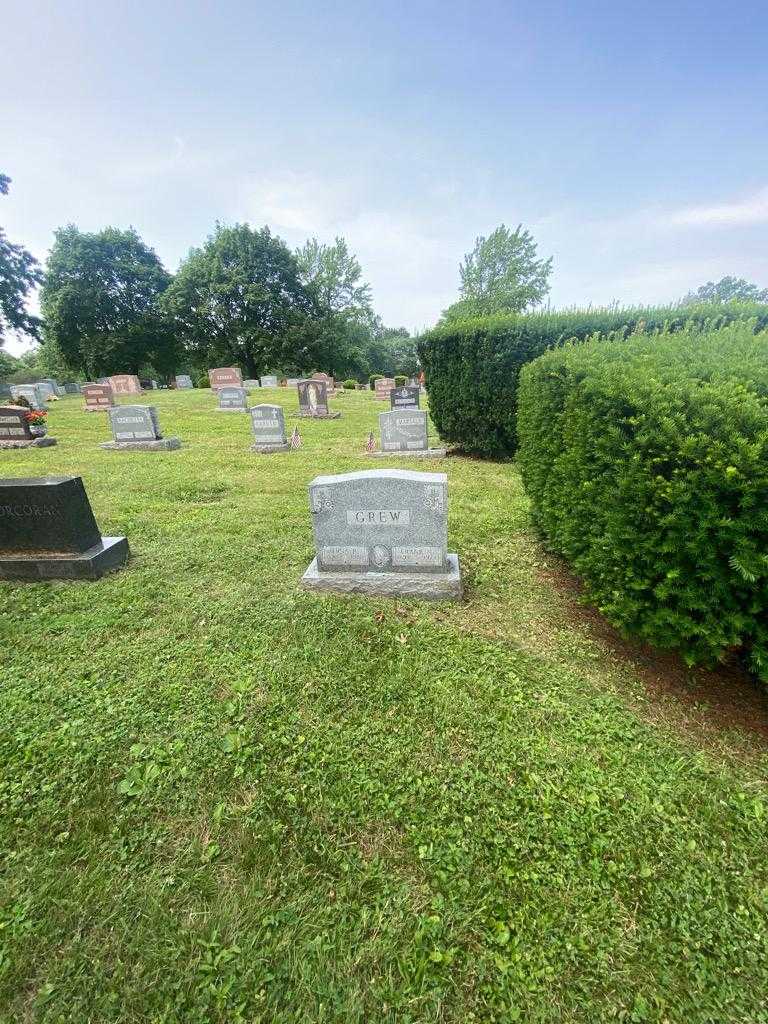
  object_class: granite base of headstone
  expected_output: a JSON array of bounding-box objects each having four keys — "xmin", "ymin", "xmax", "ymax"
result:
[
  {"xmin": 301, "ymin": 468, "xmax": 462, "ymax": 600},
  {"xmin": 0, "ymin": 406, "xmax": 58, "ymax": 449},
  {"xmin": 0, "ymin": 476, "xmax": 129, "ymax": 580},
  {"xmin": 99, "ymin": 405, "xmax": 181, "ymax": 450}
]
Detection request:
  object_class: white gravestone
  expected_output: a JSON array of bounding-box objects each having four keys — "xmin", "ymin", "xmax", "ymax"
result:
[
  {"xmin": 301, "ymin": 469, "xmax": 462, "ymax": 599},
  {"xmin": 10, "ymin": 384, "xmax": 47, "ymax": 410}
]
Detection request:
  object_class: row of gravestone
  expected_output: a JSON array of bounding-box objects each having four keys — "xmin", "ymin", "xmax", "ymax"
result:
[{"xmin": 0, "ymin": 468, "xmax": 461, "ymax": 600}]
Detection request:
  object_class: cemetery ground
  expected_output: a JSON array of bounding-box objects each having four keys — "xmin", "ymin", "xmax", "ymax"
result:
[{"xmin": 1, "ymin": 388, "xmax": 767, "ymax": 1024}]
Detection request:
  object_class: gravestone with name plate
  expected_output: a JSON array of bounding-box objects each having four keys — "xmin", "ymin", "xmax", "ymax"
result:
[
  {"xmin": 82, "ymin": 383, "xmax": 115, "ymax": 411},
  {"xmin": 217, "ymin": 386, "xmax": 248, "ymax": 412},
  {"xmin": 100, "ymin": 405, "xmax": 181, "ymax": 450},
  {"xmin": 374, "ymin": 377, "xmax": 396, "ymax": 400},
  {"xmin": 63, "ymin": 382, "xmax": 81, "ymax": 395},
  {"xmin": 297, "ymin": 379, "xmax": 340, "ymax": 419},
  {"xmin": 175, "ymin": 374, "xmax": 194, "ymax": 389},
  {"xmin": 0, "ymin": 405, "xmax": 57, "ymax": 449},
  {"xmin": 11, "ymin": 384, "xmax": 47, "ymax": 410},
  {"xmin": 390, "ymin": 385, "xmax": 420, "ymax": 410},
  {"xmin": 108, "ymin": 374, "xmax": 142, "ymax": 395},
  {"xmin": 209, "ymin": 367, "xmax": 243, "ymax": 390},
  {"xmin": 250, "ymin": 404, "xmax": 290, "ymax": 453},
  {"xmin": 0, "ymin": 475, "xmax": 129, "ymax": 580},
  {"xmin": 301, "ymin": 468, "xmax": 462, "ymax": 598},
  {"xmin": 374, "ymin": 409, "xmax": 445, "ymax": 459},
  {"xmin": 260, "ymin": 375, "xmax": 278, "ymax": 388}
]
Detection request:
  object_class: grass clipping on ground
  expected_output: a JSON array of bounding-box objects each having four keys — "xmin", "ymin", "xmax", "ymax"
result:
[{"xmin": 1, "ymin": 388, "xmax": 767, "ymax": 1024}]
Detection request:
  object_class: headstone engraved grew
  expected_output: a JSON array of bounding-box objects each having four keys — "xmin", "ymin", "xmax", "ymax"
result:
[
  {"xmin": 175, "ymin": 374, "xmax": 194, "ymax": 389},
  {"xmin": 101, "ymin": 405, "xmax": 181, "ymax": 451},
  {"xmin": 108, "ymin": 374, "xmax": 142, "ymax": 395},
  {"xmin": 209, "ymin": 367, "xmax": 243, "ymax": 390},
  {"xmin": 297, "ymin": 379, "xmax": 340, "ymax": 419},
  {"xmin": 375, "ymin": 409, "xmax": 446, "ymax": 459},
  {"xmin": 10, "ymin": 384, "xmax": 47, "ymax": 410},
  {"xmin": 82, "ymin": 383, "xmax": 115, "ymax": 412},
  {"xmin": 390, "ymin": 385, "xmax": 420, "ymax": 410},
  {"xmin": 0, "ymin": 406, "xmax": 56, "ymax": 449},
  {"xmin": 260, "ymin": 375, "xmax": 278, "ymax": 388},
  {"xmin": 0, "ymin": 476, "xmax": 129, "ymax": 580},
  {"xmin": 375, "ymin": 377, "xmax": 396, "ymax": 400},
  {"xmin": 217, "ymin": 386, "xmax": 248, "ymax": 412},
  {"xmin": 301, "ymin": 469, "xmax": 462, "ymax": 598},
  {"xmin": 250, "ymin": 404, "xmax": 289, "ymax": 453}
]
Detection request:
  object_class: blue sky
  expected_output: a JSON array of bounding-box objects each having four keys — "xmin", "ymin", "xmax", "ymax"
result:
[{"xmin": 4, "ymin": 0, "xmax": 768, "ymax": 354}]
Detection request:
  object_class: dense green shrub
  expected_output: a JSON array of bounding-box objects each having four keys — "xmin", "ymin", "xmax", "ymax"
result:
[
  {"xmin": 369, "ymin": 373, "xmax": 384, "ymax": 390},
  {"xmin": 343, "ymin": 379, "xmax": 357, "ymax": 390},
  {"xmin": 394, "ymin": 374, "xmax": 407, "ymax": 386},
  {"xmin": 517, "ymin": 321, "xmax": 768, "ymax": 678},
  {"xmin": 196, "ymin": 373, "xmax": 211, "ymax": 388},
  {"xmin": 417, "ymin": 302, "xmax": 768, "ymax": 456}
]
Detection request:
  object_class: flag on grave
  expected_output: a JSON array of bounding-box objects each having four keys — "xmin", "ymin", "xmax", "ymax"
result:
[{"xmin": 290, "ymin": 426, "xmax": 302, "ymax": 450}]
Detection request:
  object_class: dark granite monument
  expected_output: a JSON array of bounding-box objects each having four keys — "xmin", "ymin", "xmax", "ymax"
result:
[
  {"xmin": 390, "ymin": 386, "xmax": 420, "ymax": 410},
  {"xmin": 374, "ymin": 409, "xmax": 445, "ymax": 459},
  {"xmin": 297, "ymin": 379, "xmax": 340, "ymax": 419},
  {"xmin": 0, "ymin": 406, "xmax": 57, "ymax": 449},
  {"xmin": 0, "ymin": 476, "xmax": 129, "ymax": 580},
  {"xmin": 101, "ymin": 405, "xmax": 181, "ymax": 450}
]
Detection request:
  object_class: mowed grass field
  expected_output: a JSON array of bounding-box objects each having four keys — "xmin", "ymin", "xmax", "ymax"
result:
[{"xmin": 1, "ymin": 386, "xmax": 767, "ymax": 1024}]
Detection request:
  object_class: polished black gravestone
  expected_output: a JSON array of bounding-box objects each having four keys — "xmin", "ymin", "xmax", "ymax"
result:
[{"xmin": 0, "ymin": 477, "xmax": 129, "ymax": 580}]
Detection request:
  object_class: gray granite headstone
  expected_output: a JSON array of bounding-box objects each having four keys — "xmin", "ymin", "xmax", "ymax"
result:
[
  {"xmin": 379, "ymin": 409, "xmax": 428, "ymax": 452},
  {"xmin": 33, "ymin": 381, "xmax": 56, "ymax": 401},
  {"xmin": 260, "ymin": 375, "xmax": 278, "ymax": 388},
  {"xmin": 40, "ymin": 379, "xmax": 64, "ymax": 398},
  {"xmin": 63, "ymin": 382, "xmax": 81, "ymax": 394},
  {"xmin": 250, "ymin": 404, "xmax": 289, "ymax": 452},
  {"xmin": 0, "ymin": 384, "xmax": 11, "ymax": 398},
  {"xmin": 285, "ymin": 377, "xmax": 301, "ymax": 388},
  {"xmin": 11, "ymin": 384, "xmax": 46, "ymax": 410},
  {"xmin": 0, "ymin": 476, "xmax": 129, "ymax": 580},
  {"xmin": 218, "ymin": 386, "xmax": 248, "ymax": 412},
  {"xmin": 390, "ymin": 386, "xmax": 420, "ymax": 410},
  {"xmin": 301, "ymin": 469, "xmax": 462, "ymax": 598},
  {"xmin": 175, "ymin": 374, "xmax": 193, "ymax": 389},
  {"xmin": 108, "ymin": 405, "xmax": 159, "ymax": 441},
  {"xmin": 243, "ymin": 379, "xmax": 261, "ymax": 390}
]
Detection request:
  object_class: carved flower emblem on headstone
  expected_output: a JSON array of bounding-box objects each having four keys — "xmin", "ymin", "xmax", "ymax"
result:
[
  {"xmin": 371, "ymin": 545, "xmax": 391, "ymax": 569},
  {"xmin": 423, "ymin": 486, "xmax": 445, "ymax": 516}
]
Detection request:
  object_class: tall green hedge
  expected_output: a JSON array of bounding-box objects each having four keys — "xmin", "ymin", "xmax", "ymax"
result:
[
  {"xmin": 417, "ymin": 302, "xmax": 768, "ymax": 456},
  {"xmin": 517, "ymin": 321, "xmax": 768, "ymax": 679}
]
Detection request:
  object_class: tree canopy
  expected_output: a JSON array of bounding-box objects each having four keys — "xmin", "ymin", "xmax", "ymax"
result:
[
  {"xmin": 41, "ymin": 225, "xmax": 176, "ymax": 378},
  {"xmin": 0, "ymin": 173, "xmax": 43, "ymax": 345},
  {"xmin": 682, "ymin": 275, "xmax": 768, "ymax": 305},
  {"xmin": 441, "ymin": 223, "xmax": 552, "ymax": 323},
  {"xmin": 163, "ymin": 223, "xmax": 318, "ymax": 377}
]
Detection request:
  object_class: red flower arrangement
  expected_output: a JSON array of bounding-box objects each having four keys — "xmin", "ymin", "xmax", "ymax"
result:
[{"xmin": 24, "ymin": 409, "xmax": 48, "ymax": 427}]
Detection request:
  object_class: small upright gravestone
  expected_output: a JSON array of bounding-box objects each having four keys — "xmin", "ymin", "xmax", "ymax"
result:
[
  {"xmin": 175, "ymin": 374, "xmax": 194, "ymax": 389},
  {"xmin": 63, "ymin": 382, "xmax": 81, "ymax": 395},
  {"xmin": 11, "ymin": 384, "xmax": 47, "ymax": 410},
  {"xmin": 108, "ymin": 374, "xmax": 142, "ymax": 395},
  {"xmin": 297, "ymin": 379, "xmax": 340, "ymax": 419},
  {"xmin": 390, "ymin": 385, "xmax": 420, "ymax": 410},
  {"xmin": 0, "ymin": 406, "xmax": 56, "ymax": 449},
  {"xmin": 209, "ymin": 367, "xmax": 242, "ymax": 390},
  {"xmin": 260, "ymin": 375, "xmax": 278, "ymax": 388},
  {"xmin": 100, "ymin": 405, "xmax": 181, "ymax": 451},
  {"xmin": 0, "ymin": 475, "xmax": 129, "ymax": 580},
  {"xmin": 250, "ymin": 404, "xmax": 289, "ymax": 453},
  {"xmin": 375, "ymin": 409, "xmax": 445, "ymax": 459},
  {"xmin": 82, "ymin": 384, "xmax": 115, "ymax": 412},
  {"xmin": 217, "ymin": 386, "xmax": 248, "ymax": 413},
  {"xmin": 40, "ymin": 378, "xmax": 63, "ymax": 397},
  {"xmin": 301, "ymin": 469, "xmax": 462, "ymax": 599},
  {"xmin": 34, "ymin": 381, "xmax": 57, "ymax": 401},
  {"xmin": 242, "ymin": 379, "xmax": 261, "ymax": 391},
  {"xmin": 374, "ymin": 377, "xmax": 396, "ymax": 400}
]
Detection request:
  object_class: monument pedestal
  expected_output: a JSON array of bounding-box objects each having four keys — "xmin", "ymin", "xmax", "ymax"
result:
[
  {"xmin": 372, "ymin": 448, "xmax": 446, "ymax": 459},
  {"xmin": 99, "ymin": 438, "xmax": 181, "ymax": 451},
  {"xmin": 0, "ymin": 437, "xmax": 57, "ymax": 449},
  {"xmin": 302, "ymin": 553, "xmax": 462, "ymax": 600},
  {"xmin": 0, "ymin": 537, "xmax": 130, "ymax": 581},
  {"xmin": 297, "ymin": 411, "xmax": 341, "ymax": 419},
  {"xmin": 251, "ymin": 442, "xmax": 290, "ymax": 454}
]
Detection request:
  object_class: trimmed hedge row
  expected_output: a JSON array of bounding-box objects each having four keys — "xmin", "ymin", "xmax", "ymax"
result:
[
  {"xmin": 417, "ymin": 302, "xmax": 768, "ymax": 456},
  {"xmin": 517, "ymin": 321, "xmax": 768, "ymax": 678}
]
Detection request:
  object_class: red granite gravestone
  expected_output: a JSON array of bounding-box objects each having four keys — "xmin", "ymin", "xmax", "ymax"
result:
[
  {"xmin": 208, "ymin": 367, "xmax": 243, "ymax": 390},
  {"xmin": 82, "ymin": 384, "xmax": 115, "ymax": 411}
]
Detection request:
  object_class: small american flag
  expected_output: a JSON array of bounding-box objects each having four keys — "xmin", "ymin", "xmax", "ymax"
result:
[
  {"xmin": 290, "ymin": 426, "xmax": 302, "ymax": 450},
  {"xmin": 364, "ymin": 431, "xmax": 377, "ymax": 453}
]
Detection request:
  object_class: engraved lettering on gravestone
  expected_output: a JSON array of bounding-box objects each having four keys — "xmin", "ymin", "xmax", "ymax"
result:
[
  {"xmin": 319, "ymin": 545, "xmax": 369, "ymax": 568},
  {"xmin": 250, "ymin": 404, "xmax": 286, "ymax": 444},
  {"xmin": 379, "ymin": 409, "xmax": 428, "ymax": 452},
  {"xmin": 390, "ymin": 386, "xmax": 420, "ymax": 410},
  {"xmin": 208, "ymin": 367, "xmax": 243, "ymax": 390},
  {"xmin": 109, "ymin": 406, "xmax": 158, "ymax": 442},
  {"xmin": 219, "ymin": 386, "xmax": 248, "ymax": 410},
  {"xmin": 346, "ymin": 509, "xmax": 411, "ymax": 526},
  {"xmin": 0, "ymin": 407, "xmax": 31, "ymax": 440}
]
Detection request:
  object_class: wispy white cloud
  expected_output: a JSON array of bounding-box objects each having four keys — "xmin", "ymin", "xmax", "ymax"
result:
[{"xmin": 666, "ymin": 186, "xmax": 768, "ymax": 229}]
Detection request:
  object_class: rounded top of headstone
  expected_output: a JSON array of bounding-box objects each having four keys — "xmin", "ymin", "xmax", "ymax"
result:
[{"xmin": 310, "ymin": 468, "xmax": 446, "ymax": 486}]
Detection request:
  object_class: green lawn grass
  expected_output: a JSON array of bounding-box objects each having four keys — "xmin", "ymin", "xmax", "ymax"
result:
[{"xmin": 1, "ymin": 387, "xmax": 767, "ymax": 1023}]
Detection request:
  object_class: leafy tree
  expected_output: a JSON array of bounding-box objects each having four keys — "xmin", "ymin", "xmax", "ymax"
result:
[
  {"xmin": 0, "ymin": 173, "xmax": 43, "ymax": 344},
  {"xmin": 0, "ymin": 347, "xmax": 19, "ymax": 381},
  {"xmin": 163, "ymin": 224, "xmax": 317, "ymax": 377},
  {"xmin": 442, "ymin": 223, "xmax": 552, "ymax": 323},
  {"xmin": 41, "ymin": 225, "xmax": 176, "ymax": 378},
  {"xmin": 681, "ymin": 275, "xmax": 768, "ymax": 305},
  {"xmin": 296, "ymin": 236, "xmax": 374, "ymax": 377}
]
